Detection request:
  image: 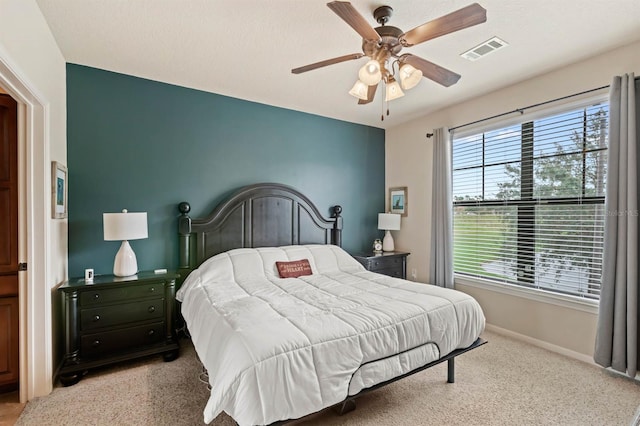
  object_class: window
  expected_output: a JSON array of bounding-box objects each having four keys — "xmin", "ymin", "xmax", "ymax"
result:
[{"xmin": 452, "ymin": 102, "xmax": 609, "ymax": 300}]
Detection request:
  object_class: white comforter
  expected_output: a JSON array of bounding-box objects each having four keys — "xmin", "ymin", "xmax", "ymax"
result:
[{"xmin": 177, "ymin": 245, "xmax": 485, "ymax": 425}]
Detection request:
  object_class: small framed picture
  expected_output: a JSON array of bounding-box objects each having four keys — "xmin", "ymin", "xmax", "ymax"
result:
[
  {"xmin": 51, "ymin": 161, "xmax": 68, "ymax": 219},
  {"xmin": 389, "ymin": 186, "xmax": 408, "ymax": 217}
]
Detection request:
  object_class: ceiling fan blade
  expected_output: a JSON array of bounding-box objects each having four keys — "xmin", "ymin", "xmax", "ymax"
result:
[
  {"xmin": 358, "ymin": 84, "xmax": 378, "ymax": 105},
  {"xmin": 402, "ymin": 54, "xmax": 461, "ymax": 87},
  {"xmin": 292, "ymin": 53, "xmax": 364, "ymax": 74},
  {"xmin": 327, "ymin": 1, "xmax": 381, "ymax": 42},
  {"xmin": 400, "ymin": 3, "xmax": 487, "ymax": 47}
]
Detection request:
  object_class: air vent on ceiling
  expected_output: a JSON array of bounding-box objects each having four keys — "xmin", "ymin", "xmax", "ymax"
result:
[{"xmin": 461, "ymin": 36, "xmax": 509, "ymax": 61}]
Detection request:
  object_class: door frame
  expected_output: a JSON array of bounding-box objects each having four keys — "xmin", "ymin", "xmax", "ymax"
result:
[{"xmin": 0, "ymin": 49, "xmax": 52, "ymax": 402}]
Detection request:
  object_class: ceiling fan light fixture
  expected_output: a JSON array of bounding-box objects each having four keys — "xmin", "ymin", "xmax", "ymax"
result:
[
  {"xmin": 385, "ymin": 76, "xmax": 404, "ymax": 101},
  {"xmin": 349, "ymin": 80, "xmax": 369, "ymax": 100},
  {"xmin": 399, "ymin": 63, "xmax": 423, "ymax": 90},
  {"xmin": 291, "ymin": 2, "xmax": 488, "ymax": 115},
  {"xmin": 358, "ymin": 60, "xmax": 382, "ymax": 86}
]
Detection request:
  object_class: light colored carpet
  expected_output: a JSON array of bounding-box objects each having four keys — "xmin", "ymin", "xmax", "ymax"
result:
[{"xmin": 16, "ymin": 330, "xmax": 640, "ymax": 426}]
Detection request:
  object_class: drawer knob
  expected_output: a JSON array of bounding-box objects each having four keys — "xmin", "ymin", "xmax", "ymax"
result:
[
  {"xmin": 148, "ymin": 330, "xmax": 155, "ymax": 337},
  {"xmin": 92, "ymin": 340, "xmax": 101, "ymax": 347},
  {"xmin": 148, "ymin": 306, "xmax": 156, "ymax": 313},
  {"xmin": 93, "ymin": 315, "xmax": 100, "ymax": 322},
  {"xmin": 93, "ymin": 293, "xmax": 100, "ymax": 299},
  {"xmin": 150, "ymin": 287, "xmax": 156, "ymax": 292}
]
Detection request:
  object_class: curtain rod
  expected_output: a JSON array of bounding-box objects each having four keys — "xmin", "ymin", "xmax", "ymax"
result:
[
  {"xmin": 424, "ymin": 84, "xmax": 611, "ymax": 138},
  {"xmin": 447, "ymin": 84, "xmax": 610, "ymax": 133}
]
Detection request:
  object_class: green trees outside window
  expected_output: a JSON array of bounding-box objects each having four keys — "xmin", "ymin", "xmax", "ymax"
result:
[{"xmin": 452, "ymin": 103, "xmax": 608, "ymax": 300}]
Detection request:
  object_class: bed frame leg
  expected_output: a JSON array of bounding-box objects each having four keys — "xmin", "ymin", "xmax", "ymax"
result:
[
  {"xmin": 447, "ymin": 358, "xmax": 455, "ymax": 383},
  {"xmin": 335, "ymin": 398, "xmax": 356, "ymax": 415}
]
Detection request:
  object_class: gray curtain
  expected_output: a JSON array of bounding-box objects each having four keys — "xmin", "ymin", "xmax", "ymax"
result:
[
  {"xmin": 594, "ymin": 73, "xmax": 639, "ymax": 378},
  {"xmin": 429, "ymin": 127, "xmax": 454, "ymax": 288}
]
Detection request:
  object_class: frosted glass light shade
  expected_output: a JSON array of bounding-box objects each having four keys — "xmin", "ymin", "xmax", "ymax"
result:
[
  {"xmin": 378, "ymin": 213, "xmax": 401, "ymax": 231},
  {"xmin": 399, "ymin": 63, "xmax": 423, "ymax": 90},
  {"xmin": 385, "ymin": 77, "xmax": 404, "ymax": 101},
  {"xmin": 349, "ymin": 80, "xmax": 369, "ymax": 100},
  {"xmin": 358, "ymin": 60, "xmax": 382, "ymax": 86}
]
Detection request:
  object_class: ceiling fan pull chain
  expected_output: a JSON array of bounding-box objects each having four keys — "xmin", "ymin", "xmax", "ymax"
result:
[
  {"xmin": 385, "ymin": 85, "xmax": 390, "ymax": 119},
  {"xmin": 380, "ymin": 90, "xmax": 385, "ymax": 121}
]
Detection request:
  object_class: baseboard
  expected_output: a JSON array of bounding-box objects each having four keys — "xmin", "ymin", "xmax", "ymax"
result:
[
  {"xmin": 605, "ymin": 366, "xmax": 640, "ymax": 383},
  {"xmin": 484, "ymin": 323, "xmax": 596, "ymax": 366},
  {"xmin": 486, "ymin": 324, "xmax": 640, "ymax": 382}
]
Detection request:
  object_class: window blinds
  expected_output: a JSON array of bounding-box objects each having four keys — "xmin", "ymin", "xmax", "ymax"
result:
[{"xmin": 452, "ymin": 103, "xmax": 608, "ymax": 300}]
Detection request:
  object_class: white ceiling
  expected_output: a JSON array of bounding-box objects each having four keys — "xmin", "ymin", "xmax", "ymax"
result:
[{"xmin": 36, "ymin": 0, "xmax": 640, "ymax": 130}]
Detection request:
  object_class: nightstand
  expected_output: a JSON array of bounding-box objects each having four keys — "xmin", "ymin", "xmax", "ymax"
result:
[
  {"xmin": 352, "ymin": 251, "xmax": 410, "ymax": 279},
  {"xmin": 58, "ymin": 271, "xmax": 180, "ymax": 386}
]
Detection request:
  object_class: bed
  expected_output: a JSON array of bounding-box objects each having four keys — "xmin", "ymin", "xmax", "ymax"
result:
[{"xmin": 175, "ymin": 183, "xmax": 486, "ymax": 425}]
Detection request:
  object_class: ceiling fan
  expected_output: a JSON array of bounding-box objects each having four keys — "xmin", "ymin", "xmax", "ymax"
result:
[{"xmin": 292, "ymin": 2, "xmax": 487, "ymax": 106}]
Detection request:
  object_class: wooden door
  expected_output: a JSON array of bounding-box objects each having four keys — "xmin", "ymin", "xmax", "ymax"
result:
[{"xmin": 0, "ymin": 94, "xmax": 19, "ymax": 391}]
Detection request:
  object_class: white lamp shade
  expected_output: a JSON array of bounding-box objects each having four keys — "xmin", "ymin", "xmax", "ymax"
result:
[
  {"xmin": 378, "ymin": 213, "xmax": 401, "ymax": 231},
  {"xmin": 358, "ymin": 60, "xmax": 382, "ymax": 86},
  {"xmin": 103, "ymin": 210, "xmax": 148, "ymax": 241},
  {"xmin": 399, "ymin": 63, "xmax": 423, "ymax": 90},
  {"xmin": 385, "ymin": 78, "xmax": 405, "ymax": 101},
  {"xmin": 349, "ymin": 80, "xmax": 369, "ymax": 100}
]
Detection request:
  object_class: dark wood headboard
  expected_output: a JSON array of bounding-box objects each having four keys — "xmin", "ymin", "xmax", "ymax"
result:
[{"xmin": 177, "ymin": 183, "xmax": 343, "ymax": 279}]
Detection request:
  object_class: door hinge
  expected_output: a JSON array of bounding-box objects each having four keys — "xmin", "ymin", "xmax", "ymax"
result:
[{"xmin": 18, "ymin": 263, "xmax": 27, "ymax": 271}]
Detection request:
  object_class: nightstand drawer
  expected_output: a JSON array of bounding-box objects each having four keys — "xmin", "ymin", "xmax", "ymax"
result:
[
  {"xmin": 368, "ymin": 256, "xmax": 403, "ymax": 271},
  {"xmin": 374, "ymin": 267, "xmax": 403, "ymax": 278},
  {"xmin": 81, "ymin": 322, "xmax": 165, "ymax": 357},
  {"xmin": 80, "ymin": 298, "xmax": 165, "ymax": 331},
  {"xmin": 80, "ymin": 282, "xmax": 165, "ymax": 306}
]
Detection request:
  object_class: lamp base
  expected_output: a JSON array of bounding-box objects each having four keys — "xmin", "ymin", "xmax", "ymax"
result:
[
  {"xmin": 382, "ymin": 230, "xmax": 395, "ymax": 252},
  {"xmin": 113, "ymin": 240, "xmax": 138, "ymax": 277}
]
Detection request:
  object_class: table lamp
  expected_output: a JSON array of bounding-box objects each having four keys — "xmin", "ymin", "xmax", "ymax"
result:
[
  {"xmin": 103, "ymin": 209, "xmax": 148, "ymax": 277},
  {"xmin": 378, "ymin": 213, "xmax": 401, "ymax": 252}
]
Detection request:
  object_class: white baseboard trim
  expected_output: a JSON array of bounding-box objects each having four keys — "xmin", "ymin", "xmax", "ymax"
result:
[
  {"xmin": 605, "ymin": 366, "xmax": 640, "ymax": 383},
  {"xmin": 484, "ymin": 323, "xmax": 596, "ymax": 366},
  {"xmin": 485, "ymin": 324, "xmax": 640, "ymax": 383}
]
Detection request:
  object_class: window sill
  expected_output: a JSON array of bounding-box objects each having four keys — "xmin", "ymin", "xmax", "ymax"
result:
[{"xmin": 454, "ymin": 274, "xmax": 599, "ymax": 315}]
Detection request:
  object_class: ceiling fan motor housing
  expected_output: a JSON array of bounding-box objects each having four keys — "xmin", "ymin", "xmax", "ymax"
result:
[
  {"xmin": 363, "ymin": 25, "xmax": 403, "ymax": 63},
  {"xmin": 363, "ymin": 6, "xmax": 402, "ymax": 65}
]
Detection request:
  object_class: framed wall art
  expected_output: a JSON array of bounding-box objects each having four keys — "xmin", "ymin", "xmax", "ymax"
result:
[
  {"xmin": 52, "ymin": 161, "xmax": 68, "ymax": 219},
  {"xmin": 389, "ymin": 186, "xmax": 407, "ymax": 217}
]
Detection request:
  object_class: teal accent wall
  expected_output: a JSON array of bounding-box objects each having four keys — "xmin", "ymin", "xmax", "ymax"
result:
[{"xmin": 66, "ymin": 64, "xmax": 385, "ymax": 277}]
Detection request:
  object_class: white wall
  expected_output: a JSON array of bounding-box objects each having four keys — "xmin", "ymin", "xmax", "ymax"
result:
[
  {"xmin": 386, "ymin": 40, "xmax": 640, "ymax": 358},
  {"xmin": 0, "ymin": 0, "xmax": 67, "ymax": 397},
  {"xmin": 0, "ymin": 0, "xmax": 67, "ymax": 280}
]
